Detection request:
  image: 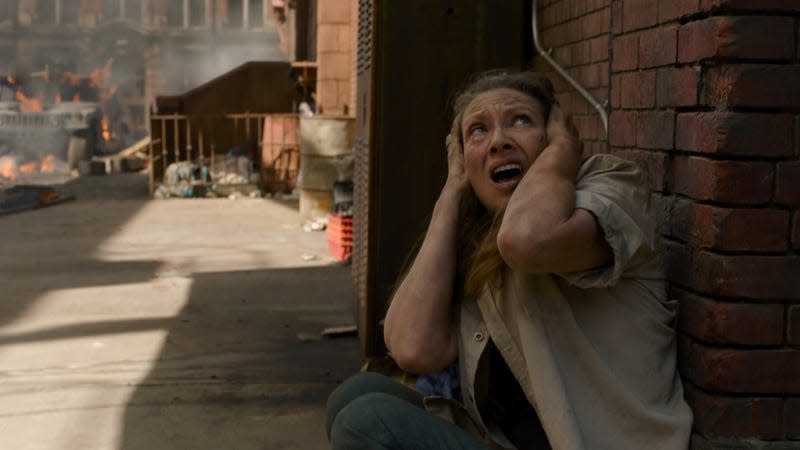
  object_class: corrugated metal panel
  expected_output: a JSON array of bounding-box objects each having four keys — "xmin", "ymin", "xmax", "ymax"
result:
[{"xmin": 353, "ymin": 0, "xmax": 374, "ymax": 355}]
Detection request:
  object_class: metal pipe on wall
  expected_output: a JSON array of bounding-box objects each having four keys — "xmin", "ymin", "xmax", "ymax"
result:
[{"xmin": 531, "ymin": 0, "xmax": 609, "ymax": 135}]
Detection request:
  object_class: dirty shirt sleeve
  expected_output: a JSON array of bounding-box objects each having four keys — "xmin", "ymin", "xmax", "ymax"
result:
[{"xmin": 557, "ymin": 154, "xmax": 659, "ymax": 289}]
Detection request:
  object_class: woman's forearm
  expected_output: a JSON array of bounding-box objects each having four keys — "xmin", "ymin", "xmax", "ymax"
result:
[
  {"xmin": 497, "ymin": 135, "xmax": 588, "ymax": 273},
  {"xmin": 383, "ymin": 181, "xmax": 462, "ymax": 374}
]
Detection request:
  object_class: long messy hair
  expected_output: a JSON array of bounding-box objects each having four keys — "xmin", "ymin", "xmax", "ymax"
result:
[{"xmin": 453, "ymin": 70, "xmax": 556, "ymax": 298}]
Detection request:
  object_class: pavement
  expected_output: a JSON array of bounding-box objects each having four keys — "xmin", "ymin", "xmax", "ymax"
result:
[{"xmin": 0, "ymin": 173, "xmax": 363, "ymax": 450}]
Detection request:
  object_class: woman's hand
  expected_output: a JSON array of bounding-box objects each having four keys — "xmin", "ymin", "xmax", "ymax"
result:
[
  {"xmin": 445, "ymin": 117, "xmax": 469, "ymax": 192},
  {"xmin": 544, "ymin": 104, "xmax": 583, "ymax": 178}
]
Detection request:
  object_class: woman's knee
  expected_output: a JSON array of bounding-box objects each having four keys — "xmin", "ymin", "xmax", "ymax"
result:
[
  {"xmin": 329, "ymin": 392, "xmax": 406, "ymax": 450},
  {"xmin": 325, "ymin": 372, "xmax": 422, "ymax": 439}
]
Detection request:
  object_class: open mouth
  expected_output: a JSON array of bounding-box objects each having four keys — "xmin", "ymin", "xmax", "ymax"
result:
[{"xmin": 491, "ymin": 163, "xmax": 523, "ymax": 184}]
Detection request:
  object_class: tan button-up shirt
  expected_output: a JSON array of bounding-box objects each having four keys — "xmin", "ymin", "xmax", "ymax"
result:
[{"xmin": 457, "ymin": 154, "xmax": 693, "ymax": 449}]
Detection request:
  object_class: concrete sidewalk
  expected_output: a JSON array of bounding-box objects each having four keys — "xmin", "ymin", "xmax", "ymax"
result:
[{"xmin": 0, "ymin": 174, "xmax": 362, "ymax": 450}]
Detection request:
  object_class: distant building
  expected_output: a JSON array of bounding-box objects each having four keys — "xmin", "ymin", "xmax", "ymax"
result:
[{"xmin": 0, "ymin": 0, "xmax": 293, "ymax": 134}]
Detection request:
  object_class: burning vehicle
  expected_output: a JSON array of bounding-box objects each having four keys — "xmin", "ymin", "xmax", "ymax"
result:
[{"xmin": 0, "ymin": 61, "xmax": 134, "ymax": 184}]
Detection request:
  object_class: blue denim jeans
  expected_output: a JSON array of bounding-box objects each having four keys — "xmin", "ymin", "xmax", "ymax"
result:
[{"xmin": 326, "ymin": 372, "xmax": 493, "ymax": 450}]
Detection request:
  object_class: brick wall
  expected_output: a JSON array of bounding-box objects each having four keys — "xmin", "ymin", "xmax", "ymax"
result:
[
  {"xmin": 539, "ymin": 0, "xmax": 800, "ymax": 447},
  {"xmin": 316, "ymin": 0, "xmax": 353, "ymax": 115},
  {"xmin": 534, "ymin": 0, "xmax": 611, "ymax": 156}
]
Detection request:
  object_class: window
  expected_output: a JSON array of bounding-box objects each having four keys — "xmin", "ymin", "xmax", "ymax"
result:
[
  {"xmin": 163, "ymin": 0, "xmax": 180, "ymax": 26},
  {"xmin": 248, "ymin": 0, "xmax": 263, "ymax": 29},
  {"xmin": 222, "ymin": 0, "xmax": 243, "ymax": 28},
  {"xmin": 189, "ymin": 0, "xmax": 206, "ymax": 27},
  {"xmin": 124, "ymin": 0, "xmax": 142, "ymax": 21},
  {"xmin": 101, "ymin": 0, "xmax": 120, "ymax": 19},
  {"xmin": 18, "ymin": 0, "xmax": 56, "ymax": 25},
  {"xmin": 61, "ymin": 0, "xmax": 80, "ymax": 24}
]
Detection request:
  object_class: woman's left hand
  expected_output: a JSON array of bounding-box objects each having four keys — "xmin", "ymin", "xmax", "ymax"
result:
[{"xmin": 545, "ymin": 104, "xmax": 583, "ymax": 175}]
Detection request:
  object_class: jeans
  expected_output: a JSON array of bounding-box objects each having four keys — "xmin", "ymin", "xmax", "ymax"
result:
[{"xmin": 326, "ymin": 372, "xmax": 494, "ymax": 450}]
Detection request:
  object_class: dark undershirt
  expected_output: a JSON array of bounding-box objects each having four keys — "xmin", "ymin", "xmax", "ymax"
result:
[{"xmin": 484, "ymin": 341, "xmax": 551, "ymax": 450}]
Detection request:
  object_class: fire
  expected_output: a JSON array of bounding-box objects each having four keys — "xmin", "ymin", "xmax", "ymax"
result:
[
  {"xmin": 101, "ymin": 115, "xmax": 111, "ymax": 141},
  {"xmin": 0, "ymin": 157, "xmax": 17, "ymax": 180},
  {"xmin": 19, "ymin": 160, "xmax": 39, "ymax": 174},
  {"xmin": 16, "ymin": 91, "xmax": 43, "ymax": 113},
  {"xmin": 0, "ymin": 155, "xmax": 58, "ymax": 180},
  {"xmin": 41, "ymin": 155, "xmax": 55, "ymax": 174}
]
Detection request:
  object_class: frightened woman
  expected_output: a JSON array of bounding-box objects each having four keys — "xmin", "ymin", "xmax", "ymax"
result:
[{"xmin": 326, "ymin": 71, "xmax": 693, "ymax": 450}]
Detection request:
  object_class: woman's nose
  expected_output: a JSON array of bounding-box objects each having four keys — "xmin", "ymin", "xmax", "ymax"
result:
[{"xmin": 489, "ymin": 129, "xmax": 513, "ymax": 154}]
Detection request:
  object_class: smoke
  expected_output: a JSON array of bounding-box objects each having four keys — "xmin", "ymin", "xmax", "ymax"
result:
[{"xmin": 156, "ymin": 39, "xmax": 287, "ymax": 97}]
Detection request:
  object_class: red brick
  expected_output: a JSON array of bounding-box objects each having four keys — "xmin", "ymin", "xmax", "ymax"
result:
[
  {"xmin": 676, "ymin": 113, "xmax": 794, "ymax": 157},
  {"xmin": 670, "ymin": 199, "xmax": 790, "ymax": 252},
  {"xmin": 701, "ymin": 0, "xmax": 800, "ymax": 12},
  {"xmin": 553, "ymin": 46, "xmax": 573, "ymax": 67},
  {"xmin": 788, "ymin": 398, "xmax": 800, "ymax": 439},
  {"xmin": 574, "ymin": 63, "xmax": 608, "ymax": 89},
  {"xmin": 612, "ymin": 149, "xmax": 667, "ymax": 191},
  {"xmin": 317, "ymin": 0, "xmax": 350, "ymax": 24},
  {"xmin": 612, "ymin": 33, "xmax": 638, "ymax": 71},
  {"xmin": 684, "ymin": 385, "xmax": 785, "ymax": 439},
  {"xmin": 677, "ymin": 289, "xmax": 785, "ymax": 345},
  {"xmin": 793, "ymin": 211, "xmax": 800, "ymax": 250},
  {"xmin": 706, "ymin": 64, "xmax": 800, "ymax": 109},
  {"xmin": 611, "ymin": 0, "xmax": 622, "ymax": 35},
  {"xmin": 609, "ymin": 110, "xmax": 637, "ymax": 147},
  {"xmin": 623, "ymin": 0, "xmax": 658, "ymax": 32},
  {"xmin": 776, "ymin": 162, "xmax": 800, "ymax": 206},
  {"xmin": 656, "ymin": 67, "xmax": 700, "ymax": 107},
  {"xmin": 620, "ymin": 70, "xmax": 656, "ymax": 109},
  {"xmin": 679, "ymin": 336, "xmax": 800, "ymax": 393},
  {"xmin": 672, "ymin": 156, "xmax": 774, "ymax": 204},
  {"xmin": 679, "ymin": 17, "xmax": 796, "ymax": 62},
  {"xmin": 658, "ymin": 0, "xmax": 701, "ymax": 22},
  {"xmin": 610, "ymin": 73, "xmax": 622, "ymax": 108},
  {"xmin": 637, "ymin": 111, "xmax": 674, "ymax": 149},
  {"xmin": 589, "ymin": 35, "xmax": 609, "ymax": 62},
  {"xmin": 790, "ymin": 305, "xmax": 800, "ymax": 347},
  {"xmin": 716, "ymin": 16, "xmax": 796, "ymax": 60},
  {"xmin": 582, "ymin": 8, "xmax": 610, "ymax": 38},
  {"xmin": 667, "ymin": 243, "xmax": 800, "ymax": 299},
  {"xmin": 796, "ymin": 116, "xmax": 800, "ymax": 156},
  {"xmin": 571, "ymin": 41, "xmax": 592, "ymax": 66},
  {"xmin": 678, "ymin": 18, "xmax": 718, "ymax": 62},
  {"xmin": 639, "ymin": 25, "xmax": 677, "ymax": 68},
  {"xmin": 574, "ymin": 115, "xmax": 602, "ymax": 141}
]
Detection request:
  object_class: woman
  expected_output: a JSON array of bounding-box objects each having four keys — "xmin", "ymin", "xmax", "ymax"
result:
[{"xmin": 326, "ymin": 71, "xmax": 692, "ymax": 449}]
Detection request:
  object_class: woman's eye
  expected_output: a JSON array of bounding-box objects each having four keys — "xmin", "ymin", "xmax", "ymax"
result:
[
  {"xmin": 469, "ymin": 125, "xmax": 487, "ymax": 136},
  {"xmin": 513, "ymin": 115, "xmax": 531, "ymax": 126}
]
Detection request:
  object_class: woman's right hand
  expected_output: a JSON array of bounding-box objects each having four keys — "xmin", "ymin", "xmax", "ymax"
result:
[{"xmin": 445, "ymin": 118, "xmax": 469, "ymax": 192}]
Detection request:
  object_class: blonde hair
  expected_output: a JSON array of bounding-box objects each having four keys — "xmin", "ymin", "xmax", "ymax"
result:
[{"xmin": 453, "ymin": 71, "xmax": 556, "ymax": 298}]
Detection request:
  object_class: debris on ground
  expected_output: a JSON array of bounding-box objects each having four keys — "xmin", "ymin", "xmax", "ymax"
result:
[
  {"xmin": 303, "ymin": 216, "xmax": 327, "ymax": 232},
  {"xmin": 0, "ymin": 185, "xmax": 74, "ymax": 215},
  {"xmin": 321, "ymin": 325, "xmax": 358, "ymax": 338}
]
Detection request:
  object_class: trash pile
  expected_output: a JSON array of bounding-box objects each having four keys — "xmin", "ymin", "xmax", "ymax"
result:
[{"xmin": 153, "ymin": 147, "xmax": 261, "ymax": 199}]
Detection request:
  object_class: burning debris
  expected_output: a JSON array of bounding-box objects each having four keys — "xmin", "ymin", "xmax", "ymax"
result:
[{"xmin": 0, "ymin": 58, "xmax": 144, "ymax": 186}]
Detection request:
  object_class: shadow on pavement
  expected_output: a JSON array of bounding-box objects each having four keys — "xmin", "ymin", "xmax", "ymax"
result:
[{"xmin": 118, "ymin": 265, "xmax": 362, "ymax": 450}]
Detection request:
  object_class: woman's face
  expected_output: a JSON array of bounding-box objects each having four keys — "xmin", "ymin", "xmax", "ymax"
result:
[{"xmin": 460, "ymin": 88, "xmax": 548, "ymax": 212}]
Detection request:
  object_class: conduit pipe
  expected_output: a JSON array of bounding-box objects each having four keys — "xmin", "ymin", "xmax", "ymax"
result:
[{"xmin": 531, "ymin": 1, "xmax": 609, "ymax": 136}]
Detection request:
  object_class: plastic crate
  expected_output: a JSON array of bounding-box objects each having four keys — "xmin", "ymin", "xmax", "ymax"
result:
[{"xmin": 327, "ymin": 214, "xmax": 353, "ymax": 261}]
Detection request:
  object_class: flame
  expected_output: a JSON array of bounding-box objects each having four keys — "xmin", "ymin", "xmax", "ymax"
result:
[
  {"xmin": 16, "ymin": 91, "xmax": 43, "ymax": 113},
  {"xmin": 19, "ymin": 161, "xmax": 39, "ymax": 174},
  {"xmin": 41, "ymin": 155, "xmax": 55, "ymax": 174},
  {"xmin": 101, "ymin": 115, "xmax": 111, "ymax": 141},
  {"xmin": 0, "ymin": 157, "xmax": 17, "ymax": 180}
]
